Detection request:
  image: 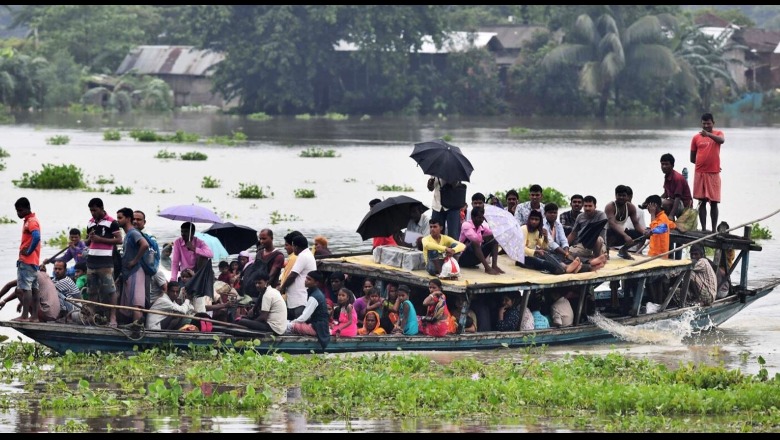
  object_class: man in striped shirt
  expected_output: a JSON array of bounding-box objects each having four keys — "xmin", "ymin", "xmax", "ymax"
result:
[{"xmin": 85, "ymin": 198, "xmax": 123, "ymax": 327}]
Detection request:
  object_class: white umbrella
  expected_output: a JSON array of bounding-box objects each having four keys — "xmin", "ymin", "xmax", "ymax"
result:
[{"xmin": 483, "ymin": 204, "xmax": 525, "ymax": 264}]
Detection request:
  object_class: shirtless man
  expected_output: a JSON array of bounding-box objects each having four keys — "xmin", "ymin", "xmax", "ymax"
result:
[{"xmin": 605, "ymin": 184, "xmax": 646, "ymax": 250}]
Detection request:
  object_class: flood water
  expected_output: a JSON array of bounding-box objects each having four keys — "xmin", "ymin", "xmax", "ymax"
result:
[{"xmin": 1, "ymin": 111, "xmax": 779, "ymax": 432}]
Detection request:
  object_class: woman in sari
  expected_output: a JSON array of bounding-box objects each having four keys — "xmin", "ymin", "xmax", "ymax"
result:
[{"xmin": 420, "ymin": 278, "xmax": 451, "ymax": 337}]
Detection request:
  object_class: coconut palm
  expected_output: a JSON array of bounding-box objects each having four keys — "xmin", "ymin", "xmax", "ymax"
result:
[{"xmin": 542, "ymin": 11, "xmax": 679, "ymax": 118}]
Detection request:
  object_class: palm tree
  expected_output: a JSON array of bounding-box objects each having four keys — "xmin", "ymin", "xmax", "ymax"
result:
[
  {"xmin": 542, "ymin": 11, "xmax": 679, "ymax": 118},
  {"xmin": 671, "ymin": 24, "xmax": 743, "ymax": 110}
]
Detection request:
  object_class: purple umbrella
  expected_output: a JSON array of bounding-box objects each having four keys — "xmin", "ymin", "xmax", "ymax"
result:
[{"xmin": 159, "ymin": 204, "xmax": 222, "ymax": 224}]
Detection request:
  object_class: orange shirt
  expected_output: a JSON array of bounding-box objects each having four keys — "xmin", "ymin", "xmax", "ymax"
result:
[
  {"xmin": 19, "ymin": 212, "xmax": 41, "ymax": 265},
  {"xmin": 648, "ymin": 211, "xmax": 676, "ymax": 258},
  {"xmin": 690, "ymin": 129, "xmax": 724, "ymax": 173}
]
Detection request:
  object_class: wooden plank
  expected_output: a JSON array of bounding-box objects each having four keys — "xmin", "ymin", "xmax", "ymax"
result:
[
  {"xmin": 659, "ymin": 270, "xmax": 687, "ymax": 312},
  {"xmin": 573, "ymin": 284, "xmax": 588, "ymax": 327},
  {"xmin": 629, "ymin": 278, "xmax": 646, "ymax": 317}
]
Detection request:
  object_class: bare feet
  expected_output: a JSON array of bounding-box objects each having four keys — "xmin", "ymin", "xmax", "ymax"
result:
[
  {"xmin": 565, "ymin": 257, "xmax": 582, "ymax": 274},
  {"xmin": 485, "ymin": 267, "xmax": 501, "ymax": 275},
  {"xmin": 11, "ymin": 316, "xmax": 32, "ymax": 322},
  {"xmin": 495, "ymin": 266, "xmax": 505, "ymax": 274}
]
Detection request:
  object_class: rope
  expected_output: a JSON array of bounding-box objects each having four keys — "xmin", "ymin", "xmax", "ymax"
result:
[{"xmin": 623, "ymin": 207, "xmax": 780, "ymax": 268}]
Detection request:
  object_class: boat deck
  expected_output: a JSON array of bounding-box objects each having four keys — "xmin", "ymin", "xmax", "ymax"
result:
[{"xmin": 318, "ymin": 249, "xmax": 692, "ymax": 294}]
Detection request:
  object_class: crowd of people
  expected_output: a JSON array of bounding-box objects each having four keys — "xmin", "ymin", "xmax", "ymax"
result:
[{"xmin": 1, "ymin": 113, "xmax": 728, "ymax": 338}]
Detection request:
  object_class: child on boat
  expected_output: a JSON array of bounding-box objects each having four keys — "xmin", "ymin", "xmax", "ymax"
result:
[
  {"xmin": 392, "ymin": 284, "xmax": 418, "ymax": 335},
  {"xmin": 330, "ymin": 287, "xmax": 358, "ymax": 338}
]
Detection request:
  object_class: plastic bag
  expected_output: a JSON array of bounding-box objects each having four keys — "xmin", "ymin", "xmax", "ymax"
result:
[
  {"xmin": 675, "ymin": 207, "xmax": 698, "ymax": 233},
  {"xmin": 438, "ymin": 256, "xmax": 461, "ymax": 279}
]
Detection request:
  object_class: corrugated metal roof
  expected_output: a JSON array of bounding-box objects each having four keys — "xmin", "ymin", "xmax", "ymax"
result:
[
  {"xmin": 334, "ymin": 31, "xmax": 500, "ymax": 54},
  {"xmin": 116, "ymin": 45, "xmax": 225, "ymax": 76},
  {"xmin": 478, "ymin": 25, "xmax": 549, "ymax": 49}
]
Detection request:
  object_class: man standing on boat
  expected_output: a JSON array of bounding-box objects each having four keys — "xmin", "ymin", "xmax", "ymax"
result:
[
  {"xmin": 427, "ymin": 176, "xmax": 464, "ymax": 243},
  {"xmin": 116, "ymin": 208, "xmax": 149, "ymax": 324},
  {"xmin": 85, "ymin": 198, "xmax": 123, "ymax": 327},
  {"xmin": 690, "ymin": 112, "xmax": 725, "ymax": 232},
  {"xmin": 13, "ymin": 197, "xmax": 41, "ymax": 322},
  {"xmin": 279, "ymin": 235, "xmax": 317, "ymax": 319},
  {"xmin": 133, "ymin": 210, "xmax": 166, "ymax": 306}
]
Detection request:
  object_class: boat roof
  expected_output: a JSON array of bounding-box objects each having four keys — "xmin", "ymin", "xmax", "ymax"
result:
[{"xmin": 318, "ymin": 249, "xmax": 692, "ymax": 295}]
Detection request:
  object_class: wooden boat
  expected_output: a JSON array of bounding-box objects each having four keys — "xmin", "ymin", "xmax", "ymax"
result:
[{"xmin": 1, "ymin": 227, "xmax": 777, "ymax": 355}]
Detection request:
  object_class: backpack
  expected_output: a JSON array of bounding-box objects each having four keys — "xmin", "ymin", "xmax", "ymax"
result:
[{"xmin": 139, "ymin": 231, "xmax": 161, "ymax": 276}]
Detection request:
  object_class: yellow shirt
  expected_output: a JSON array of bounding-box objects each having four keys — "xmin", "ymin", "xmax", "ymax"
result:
[
  {"xmin": 421, "ymin": 234, "xmax": 466, "ymax": 263},
  {"xmin": 281, "ymin": 253, "xmax": 297, "ymax": 284}
]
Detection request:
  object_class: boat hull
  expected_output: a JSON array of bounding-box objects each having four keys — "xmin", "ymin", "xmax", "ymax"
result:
[{"xmin": 2, "ymin": 282, "xmax": 775, "ymax": 355}]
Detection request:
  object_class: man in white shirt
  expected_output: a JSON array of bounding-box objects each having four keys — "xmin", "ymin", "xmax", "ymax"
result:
[
  {"xmin": 235, "ymin": 272, "xmax": 287, "ymax": 335},
  {"xmin": 396, "ymin": 203, "xmax": 430, "ymax": 249},
  {"xmin": 279, "ymin": 235, "xmax": 317, "ymax": 320},
  {"xmin": 146, "ymin": 280, "xmax": 194, "ymax": 330}
]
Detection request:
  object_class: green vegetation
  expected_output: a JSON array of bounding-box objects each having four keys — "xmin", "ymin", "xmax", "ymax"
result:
[
  {"xmin": 110, "ymin": 186, "xmax": 133, "ymax": 195},
  {"xmin": 103, "ymin": 129, "xmax": 121, "ymax": 141},
  {"xmin": 232, "ymin": 183, "xmax": 271, "ymax": 199},
  {"xmin": 0, "ymin": 147, "xmax": 9, "ymax": 157},
  {"xmin": 343, "ymin": 177, "xmax": 357, "ymax": 183},
  {"xmin": 493, "ymin": 185, "xmax": 569, "ymax": 208},
  {"xmin": 154, "ymin": 149, "xmax": 177, "ymax": 159},
  {"xmin": 323, "ymin": 112, "xmax": 348, "ymax": 120},
  {"xmin": 293, "ymin": 188, "xmax": 316, "ymax": 198},
  {"xmin": 68, "ymin": 103, "xmax": 103, "ymax": 114},
  {"xmin": 13, "ymin": 164, "xmax": 86, "ymax": 189},
  {"xmin": 46, "ymin": 227, "xmax": 88, "ymax": 247},
  {"xmin": 295, "ymin": 114, "xmax": 313, "ymax": 120},
  {"xmin": 377, "ymin": 184, "xmax": 414, "ymax": 192},
  {"xmin": 751, "ymin": 223, "xmax": 773, "ymax": 240},
  {"xmin": 46, "ymin": 135, "xmax": 71, "ymax": 145},
  {"xmin": 441, "ymin": 134, "xmax": 454, "ymax": 142},
  {"xmin": 509, "ymin": 126, "xmax": 529, "ymax": 134},
  {"xmin": 299, "ymin": 147, "xmax": 338, "ymax": 158},
  {"xmin": 201, "ymin": 176, "xmax": 221, "ymax": 189},
  {"xmin": 195, "ymin": 196, "xmax": 211, "ymax": 203},
  {"xmin": 206, "ymin": 131, "xmax": 248, "ymax": 146},
  {"xmin": 0, "ymin": 343, "xmax": 778, "ymax": 432},
  {"xmin": 130, "ymin": 129, "xmax": 200, "ymax": 143},
  {"xmin": 0, "ymin": 215, "xmax": 17, "ymax": 224},
  {"xmin": 247, "ymin": 112, "xmax": 272, "ymax": 121},
  {"xmin": 179, "ymin": 151, "xmax": 208, "ymax": 161},
  {"xmin": 94, "ymin": 175, "xmax": 115, "ymax": 185},
  {"xmin": 270, "ymin": 210, "xmax": 302, "ymax": 224},
  {"xmin": 0, "ymin": 161, "xmax": 5, "ymax": 171}
]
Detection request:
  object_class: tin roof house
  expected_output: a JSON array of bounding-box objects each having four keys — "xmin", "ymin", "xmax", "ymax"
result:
[{"xmin": 116, "ymin": 45, "xmax": 237, "ymax": 109}]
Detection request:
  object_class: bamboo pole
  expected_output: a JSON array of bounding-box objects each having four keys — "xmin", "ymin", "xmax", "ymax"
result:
[
  {"xmin": 623, "ymin": 207, "xmax": 780, "ymax": 268},
  {"xmin": 66, "ymin": 297, "xmax": 247, "ymax": 329}
]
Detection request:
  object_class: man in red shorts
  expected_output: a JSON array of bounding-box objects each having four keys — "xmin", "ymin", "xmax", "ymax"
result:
[{"xmin": 690, "ymin": 112, "xmax": 725, "ymax": 232}]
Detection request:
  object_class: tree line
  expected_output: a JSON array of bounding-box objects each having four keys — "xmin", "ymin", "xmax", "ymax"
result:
[{"xmin": 0, "ymin": 5, "xmax": 776, "ymax": 118}]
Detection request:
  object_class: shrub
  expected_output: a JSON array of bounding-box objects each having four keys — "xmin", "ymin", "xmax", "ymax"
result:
[
  {"xmin": 294, "ymin": 188, "xmax": 316, "ymax": 198},
  {"xmin": 751, "ymin": 223, "xmax": 773, "ymax": 240},
  {"xmin": 0, "ymin": 160, "xmax": 5, "ymax": 171},
  {"xmin": 492, "ymin": 185, "xmax": 569, "ymax": 208},
  {"xmin": 94, "ymin": 175, "xmax": 115, "ymax": 184},
  {"xmin": 129, "ymin": 129, "xmax": 163, "ymax": 142},
  {"xmin": 168, "ymin": 130, "xmax": 200, "ymax": 143},
  {"xmin": 270, "ymin": 210, "xmax": 301, "ymax": 225},
  {"xmin": 110, "ymin": 186, "xmax": 133, "ymax": 195},
  {"xmin": 509, "ymin": 126, "xmax": 529, "ymax": 134},
  {"xmin": 201, "ymin": 176, "xmax": 221, "ymax": 189},
  {"xmin": 323, "ymin": 112, "xmax": 348, "ymax": 121},
  {"xmin": 0, "ymin": 215, "xmax": 16, "ymax": 224},
  {"xmin": 13, "ymin": 164, "xmax": 86, "ymax": 189},
  {"xmin": 377, "ymin": 184, "xmax": 414, "ymax": 192},
  {"xmin": 299, "ymin": 147, "xmax": 338, "ymax": 158},
  {"xmin": 232, "ymin": 183, "xmax": 271, "ymax": 199},
  {"xmin": 0, "ymin": 147, "xmax": 9, "ymax": 157},
  {"xmin": 206, "ymin": 131, "xmax": 247, "ymax": 146},
  {"xmin": 155, "ymin": 149, "xmax": 177, "ymax": 159},
  {"xmin": 46, "ymin": 135, "xmax": 70, "ymax": 145},
  {"xmin": 103, "ymin": 129, "xmax": 121, "ymax": 141},
  {"xmin": 180, "ymin": 151, "xmax": 208, "ymax": 161},
  {"xmin": 248, "ymin": 112, "xmax": 272, "ymax": 121},
  {"xmin": 295, "ymin": 114, "xmax": 313, "ymax": 120}
]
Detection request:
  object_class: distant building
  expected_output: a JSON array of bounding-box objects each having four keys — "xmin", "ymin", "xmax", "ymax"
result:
[{"xmin": 116, "ymin": 45, "xmax": 237, "ymax": 109}]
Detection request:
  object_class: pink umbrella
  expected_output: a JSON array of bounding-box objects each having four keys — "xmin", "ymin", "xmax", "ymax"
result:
[{"xmin": 159, "ymin": 204, "xmax": 222, "ymax": 224}]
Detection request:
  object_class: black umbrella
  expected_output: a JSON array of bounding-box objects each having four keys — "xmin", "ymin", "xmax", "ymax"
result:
[
  {"xmin": 575, "ymin": 218, "xmax": 609, "ymax": 250},
  {"xmin": 410, "ymin": 139, "xmax": 474, "ymax": 183},
  {"xmin": 204, "ymin": 222, "xmax": 258, "ymax": 255},
  {"xmin": 356, "ymin": 196, "xmax": 429, "ymax": 241}
]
